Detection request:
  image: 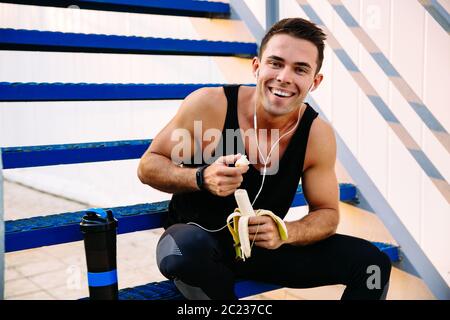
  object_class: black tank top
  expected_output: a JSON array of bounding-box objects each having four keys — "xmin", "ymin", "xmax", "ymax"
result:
[{"xmin": 165, "ymin": 85, "xmax": 318, "ymax": 230}]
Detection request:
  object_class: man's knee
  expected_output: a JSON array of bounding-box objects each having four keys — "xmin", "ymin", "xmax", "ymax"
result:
[
  {"xmin": 376, "ymin": 249, "xmax": 392, "ymax": 284},
  {"xmin": 357, "ymin": 241, "xmax": 392, "ymax": 287},
  {"xmin": 156, "ymin": 224, "xmax": 219, "ymax": 278}
]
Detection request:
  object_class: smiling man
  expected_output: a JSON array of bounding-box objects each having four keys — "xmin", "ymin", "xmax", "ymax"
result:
[{"xmin": 138, "ymin": 18, "xmax": 391, "ymax": 300}]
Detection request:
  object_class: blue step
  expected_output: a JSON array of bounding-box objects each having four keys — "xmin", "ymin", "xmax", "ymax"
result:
[
  {"xmin": 0, "ymin": 83, "xmax": 245, "ymax": 102},
  {"xmin": 372, "ymin": 241, "xmax": 400, "ymax": 262},
  {"xmin": 4, "ymin": 183, "xmax": 358, "ymax": 252},
  {"xmin": 0, "ymin": 28, "xmax": 256, "ymax": 56},
  {"xmin": 1, "ymin": 139, "xmax": 152, "ymax": 169},
  {"xmin": 0, "ymin": 0, "xmax": 230, "ymax": 18},
  {"xmin": 118, "ymin": 280, "xmax": 184, "ymax": 300},
  {"xmin": 116, "ymin": 279, "xmax": 282, "ymax": 300}
]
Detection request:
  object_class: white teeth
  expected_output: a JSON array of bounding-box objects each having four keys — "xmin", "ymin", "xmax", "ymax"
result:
[{"xmin": 271, "ymin": 88, "xmax": 293, "ymax": 97}]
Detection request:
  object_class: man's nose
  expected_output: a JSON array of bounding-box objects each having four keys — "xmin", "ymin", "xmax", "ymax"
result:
[{"xmin": 276, "ymin": 68, "xmax": 293, "ymax": 84}]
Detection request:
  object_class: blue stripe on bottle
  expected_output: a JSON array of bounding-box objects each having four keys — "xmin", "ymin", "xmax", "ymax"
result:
[{"xmin": 87, "ymin": 270, "xmax": 118, "ymax": 287}]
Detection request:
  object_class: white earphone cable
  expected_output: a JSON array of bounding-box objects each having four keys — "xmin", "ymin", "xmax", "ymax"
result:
[{"xmin": 251, "ymin": 100, "xmax": 303, "ymax": 206}]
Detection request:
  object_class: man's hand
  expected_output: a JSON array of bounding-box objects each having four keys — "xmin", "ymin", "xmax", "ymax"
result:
[
  {"xmin": 247, "ymin": 215, "xmax": 285, "ymax": 250},
  {"xmin": 203, "ymin": 154, "xmax": 249, "ymax": 197}
]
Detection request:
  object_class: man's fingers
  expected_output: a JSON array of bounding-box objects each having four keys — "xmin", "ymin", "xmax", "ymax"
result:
[
  {"xmin": 216, "ymin": 153, "xmax": 241, "ymax": 166},
  {"xmin": 216, "ymin": 165, "xmax": 248, "ymax": 177},
  {"xmin": 249, "ymin": 233, "xmax": 272, "ymax": 242},
  {"xmin": 247, "ymin": 224, "xmax": 269, "ymax": 234},
  {"xmin": 253, "ymin": 241, "xmax": 272, "ymax": 249},
  {"xmin": 248, "ymin": 215, "xmax": 271, "ymax": 226},
  {"xmin": 219, "ymin": 175, "xmax": 243, "ymax": 185},
  {"xmin": 219, "ymin": 183, "xmax": 243, "ymax": 195}
]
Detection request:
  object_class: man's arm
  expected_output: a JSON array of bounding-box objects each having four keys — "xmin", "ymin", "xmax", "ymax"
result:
[
  {"xmin": 137, "ymin": 87, "xmax": 214, "ymax": 194},
  {"xmin": 137, "ymin": 87, "xmax": 248, "ymax": 195},
  {"xmin": 248, "ymin": 118, "xmax": 339, "ymax": 248},
  {"xmin": 284, "ymin": 118, "xmax": 339, "ymax": 246}
]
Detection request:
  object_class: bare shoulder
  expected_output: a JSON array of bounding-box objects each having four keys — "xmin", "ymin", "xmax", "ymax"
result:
[
  {"xmin": 309, "ymin": 116, "xmax": 336, "ymax": 148},
  {"xmin": 179, "ymin": 86, "xmax": 227, "ymax": 116},
  {"xmin": 304, "ymin": 116, "xmax": 337, "ymax": 170},
  {"xmin": 147, "ymin": 86, "xmax": 227, "ymax": 158}
]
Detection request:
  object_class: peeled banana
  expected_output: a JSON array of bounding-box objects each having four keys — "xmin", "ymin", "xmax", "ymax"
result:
[
  {"xmin": 226, "ymin": 189, "xmax": 288, "ymax": 261},
  {"xmin": 235, "ymin": 154, "xmax": 250, "ymax": 167}
]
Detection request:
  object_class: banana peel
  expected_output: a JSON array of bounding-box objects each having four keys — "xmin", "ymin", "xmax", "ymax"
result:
[{"xmin": 226, "ymin": 189, "xmax": 288, "ymax": 261}]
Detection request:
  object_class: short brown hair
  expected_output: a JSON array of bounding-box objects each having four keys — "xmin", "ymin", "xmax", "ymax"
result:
[{"xmin": 259, "ymin": 18, "xmax": 327, "ymax": 74}]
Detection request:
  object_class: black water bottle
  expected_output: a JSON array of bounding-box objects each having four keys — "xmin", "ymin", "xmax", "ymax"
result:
[{"xmin": 80, "ymin": 208, "xmax": 118, "ymax": 300}]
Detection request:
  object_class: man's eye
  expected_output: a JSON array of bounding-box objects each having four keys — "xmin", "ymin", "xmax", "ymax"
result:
[
  {"xmin": 270, "ymin": 61, "xmax": 281, "ymax": 68},
  {"xmin": 296, "ymin": 68, "xmax": 306, "ymax": 74}
]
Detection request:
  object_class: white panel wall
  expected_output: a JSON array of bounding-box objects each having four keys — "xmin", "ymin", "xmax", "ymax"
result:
[
  {"xmin": 0, "ymin": 51, "xmax": 252, "ymax": 83},
  {"xmin": 279, "ymin": 0, "xmax": 449, "ymax": 286}
]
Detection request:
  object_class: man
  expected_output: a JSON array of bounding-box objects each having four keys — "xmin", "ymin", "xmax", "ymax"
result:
[{"xmin": 138, "ymin": 18, "xmax": 391, "ymax": 300}]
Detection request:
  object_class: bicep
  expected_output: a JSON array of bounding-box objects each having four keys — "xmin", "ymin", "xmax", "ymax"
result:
[{"xmin": 302, "ymin": 163, "xmax": 339, "ymax": 212}]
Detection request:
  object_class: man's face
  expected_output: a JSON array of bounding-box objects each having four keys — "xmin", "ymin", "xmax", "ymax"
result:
[{"xmin": 253, "ymin": 34, "xmax": 322, "ymax": 117}]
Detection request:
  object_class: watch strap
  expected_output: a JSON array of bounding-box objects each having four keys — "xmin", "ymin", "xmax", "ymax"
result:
[{"xmin": 196, "ymin": 165, "xmax": 209, "ymax": 190}]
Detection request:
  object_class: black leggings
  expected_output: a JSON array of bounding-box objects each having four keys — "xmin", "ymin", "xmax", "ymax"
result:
[{"xmin": 156, "ymin": 223, "xmax": 391, "ymax": 300}]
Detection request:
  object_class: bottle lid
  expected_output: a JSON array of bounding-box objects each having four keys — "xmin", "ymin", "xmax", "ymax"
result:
[{"xmin": 80, "ymin": 209, "xmax": 118, "ymax": 233}]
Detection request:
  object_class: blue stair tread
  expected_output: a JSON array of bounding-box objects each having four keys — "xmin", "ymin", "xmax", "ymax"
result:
[
  {"xmin": 0, "ymin": 82, "xmax": 239, "ymax": 102},
  {"xmin": 5, "ymin": 201, "xmax": 168, "ymax": 233},
  {"xmin": 372, "ymin": 242, "xmax": 400, "ymax": 262},
  {"xmin": 116, "ymin": 279, "xmax": 282, "ymax": 300},
  {"xmin": 1, "ymin": 139, "xmax": 152, "ymax": 169},
  {"xmin": 118, "ymin": 280, "xmax": 185, "ymax": 300},
  {"xmin": 0, "ymin": 28, "xmax": 256, "ymax": 56},
  {"xmin": 0, "ymin": 0, "xmax": 230, "ymax": 18}
]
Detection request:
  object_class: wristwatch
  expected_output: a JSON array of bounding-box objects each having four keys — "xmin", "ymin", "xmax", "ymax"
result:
[{"xmin": 196, "ymin": 165, "xmax": 209, "ymax": 191}]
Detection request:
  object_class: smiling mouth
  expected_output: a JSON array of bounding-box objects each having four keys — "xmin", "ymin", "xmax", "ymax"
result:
[{"xmin": 268, "ymin": 87, "xmax": 295, "ymax": 98}]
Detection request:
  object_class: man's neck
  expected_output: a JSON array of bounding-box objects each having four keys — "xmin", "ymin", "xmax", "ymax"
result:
[{"xmin": 252, "ymin": 100, "xmax": 304, "ymax": 133}]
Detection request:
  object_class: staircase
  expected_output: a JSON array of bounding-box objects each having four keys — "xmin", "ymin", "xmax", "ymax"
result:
[{"xmin": 1, "ymin": 0, "xmax": 448, "ymax": 300}]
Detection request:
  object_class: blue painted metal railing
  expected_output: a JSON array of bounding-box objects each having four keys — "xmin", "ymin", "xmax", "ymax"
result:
[{"xmin": 418, "ymin": 0, "xmax": 450, "ymax": 33}]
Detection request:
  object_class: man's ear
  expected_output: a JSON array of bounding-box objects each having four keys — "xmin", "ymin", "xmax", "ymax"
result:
[
  {"xmin": 252, "ymin": 56, "xmax": 260, "ymax": 78},
  {"xmin": 310, "ymin": 73, "xmax": 324, "ymax": 92}
]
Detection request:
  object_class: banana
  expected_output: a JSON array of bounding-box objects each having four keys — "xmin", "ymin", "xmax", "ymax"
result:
[
  {"xmin": 235, "ymin": 155, "xmax": 250, "ymax": 167},
  {"xmin": 226, "ymin": 189, "xmax": 288, "ymax": 261}
]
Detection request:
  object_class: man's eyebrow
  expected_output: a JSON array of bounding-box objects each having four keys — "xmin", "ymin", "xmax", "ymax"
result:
[{"xmin": 266, "ymin": 55, "xmax": 312, "ymax": 69}]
